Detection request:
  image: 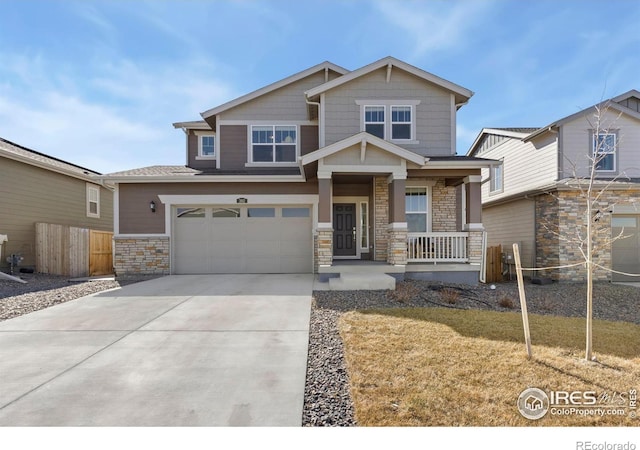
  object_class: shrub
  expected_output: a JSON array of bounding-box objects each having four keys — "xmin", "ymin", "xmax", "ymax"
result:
[
  {"xmin": 440, "ymin": 288, "xmax": 460, "ymax": 305},
  {"xmin": 498, "ymin": 295, "xmax": 515, "ymax": 309}
]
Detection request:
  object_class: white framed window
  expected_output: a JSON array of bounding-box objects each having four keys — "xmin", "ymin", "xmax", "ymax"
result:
[
  {"xmin": 86, "ymin": 184, "xmax": 100, "ymax": 218},
  {"xmin": 593, "ymin": 132, "xmax": 616, "ymax": 172},
  {"xmin": 357, "ymin": 100, "xmax": 419, "ymax": 143},
  {"xmin": 364, "ymin": 106, "xmax": 385, "ymax": 139},
  {"xmin": 391, "ymin": 105, "xmax": 412, "ymax": 140},
  {"xmin": 250, "ymin": 125, "xmax": 297, "ymax": 163},
  {"xmin": 490, "ymin": 164, "xmax": 503, "ymax": 193},
  {"xmin": 406, "ymin": 187, "xmax": 428, "ymax": 232},
  {"xmin": 198, "ymin": 135, "xmax": 215, "ymax": 158}
]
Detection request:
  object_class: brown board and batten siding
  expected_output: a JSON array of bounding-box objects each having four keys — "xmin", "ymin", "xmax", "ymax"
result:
[
  {"xmin": 0, "ymin": 157, "xmax": 113, "ymax": 270},
  {"xmin": 323, "ymin": 67, "xmax": 454, "ymax": 157},
  {"xmin": 219, "ymin": 125, "xmax": 248, "ymax": 170},
  {"xmin": 118, "ymin": 181, "xmax": 319, "ymax": 234}
]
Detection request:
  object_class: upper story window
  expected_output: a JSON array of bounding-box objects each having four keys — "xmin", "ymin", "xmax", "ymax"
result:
[
  {"xmin": 251, "ymin": 125, "xmax": 297, "ymax": 163},
  {"xmin": 357, "ymin": 100, "xmax": 419, "ymax": 143},
  {"xmin": 490, "ymin": 164, "xmax": 503, "ymax": 193},
  {"xmin": 364, "ymin": 106, "xmax": 385, "ymax": 139},
  {"xmin": 86, "ymin": 183, "xmax": 100, "ymax": 218},
  {"xmin": 391, "ymin": 106, "xmax": 412, "ymax": 139},
  {"xmin": 593, "ymin": 132, "xmax": 616, "ymax": 172},
  {"xmin": 199, "ymin": 135, "xmax": 215, "ymax": 158}
]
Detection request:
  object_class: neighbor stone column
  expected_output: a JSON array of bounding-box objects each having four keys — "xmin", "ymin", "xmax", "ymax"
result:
[
  {"xmin": 374, "ymin": 176, "xmax": 389, "ymax": 261},
  {"xmin": 387, "ymin": 226, "xmax": 408, "ymax": 266}
]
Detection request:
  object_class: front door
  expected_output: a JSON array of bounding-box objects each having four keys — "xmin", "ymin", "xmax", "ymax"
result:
[{"xmin": 333, "ymin": 203, "xmax": 357, "ymax": 257}]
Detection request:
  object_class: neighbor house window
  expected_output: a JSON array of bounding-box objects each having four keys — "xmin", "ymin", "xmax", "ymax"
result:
[
  {"xmin": 364, "ymin": 106, "xmax": 385, "ymax": 138},
  {"xmin": 490, "ymin": 164, "xmax": 503, "ymax": 193},
  {"xmin": 391, "ymin": 106, "xmax": 412, "ymax": 140},
  {"xmin": 86, "ymin": 184, "xmax": 100, "ymax": 218},
  {"xmin": 251, "ymin": 125, "xmax": 297, "ymax": 163},
  {"xmin": 199, "ymin": 135, "xmax": 215, "ymax": 158},
  {"xmin": 406, "ymin": 187, "xmax": 428, "ymax": 232},
  {"xmin": 593, "ymin": 132, "xmax": 616, "ymax": 171}
]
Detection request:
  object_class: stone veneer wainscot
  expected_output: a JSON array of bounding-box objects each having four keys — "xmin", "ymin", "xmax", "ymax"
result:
[{"xmin": 114, "ymin": 237, "xmax": 170, "ymax": 276}]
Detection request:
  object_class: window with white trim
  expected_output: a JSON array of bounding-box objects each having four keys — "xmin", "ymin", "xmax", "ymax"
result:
[
  {"xmin": 490, "ymin": 164, "xmax": 503, "ymax": 193},
  {"xmin": 391, "ymin": 105, "xmax": 412, "ymax": 139},
  {"xmin": 593, "ymin": 132, "xmax": 616, "ymax": 171},
  {"xmin": 361, "ymin": 103, "xmax": 415, "ymax": 141},
  {"xmin": 251, "ymin": 125, "xmax": 297, "ymax": 163},
  {"xmin": 364, "ymin": 106, "xmax": 385, "ymax": 138},
  {"xmin": 406, "ymin": 187, "xmax": 428, "ymax": 232},
  {"xmin": 198, "ymin": 135, "xmax": 215, "ymax": 158},
  {"xmin": 86, "ymin": 184, "xmax": 100, "ymax": 218}
]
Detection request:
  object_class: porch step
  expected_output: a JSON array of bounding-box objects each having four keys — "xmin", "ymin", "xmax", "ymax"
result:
[{"xmin": 328, "ymin": 273, "xmax": 396, "ymax": 291}]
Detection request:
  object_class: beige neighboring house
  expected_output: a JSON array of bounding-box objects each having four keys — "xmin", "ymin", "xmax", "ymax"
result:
[
  {"xmin": 0, "ymin": 137, "xmax": 113, "ymax": 273},
  {"xmin": 467, "ymin": 90, "xmax": 640, "ymax": 282},
  {"xmin": 101, "ymin": 56, "xmax": 498, "ymax": 284}
]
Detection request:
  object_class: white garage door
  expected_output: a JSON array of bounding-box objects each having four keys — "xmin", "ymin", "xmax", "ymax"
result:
[{"xmin": 173, "ymin": 206, "xmax": 312, "ymax": 274}]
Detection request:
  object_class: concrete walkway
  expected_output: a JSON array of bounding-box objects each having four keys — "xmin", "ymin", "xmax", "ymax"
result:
[{"xmin": 0, "ymin": 274, "xmax": 313, "ymax": 426}]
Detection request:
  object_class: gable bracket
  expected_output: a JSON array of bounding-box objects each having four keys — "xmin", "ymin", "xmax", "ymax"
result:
[
  {"xmin": 360, "ymin": 138, "xmax": 367, "ymax": 162},
  {"xmin": 386, "ymin": 63, "xmax": 392, "ymax": 83}
]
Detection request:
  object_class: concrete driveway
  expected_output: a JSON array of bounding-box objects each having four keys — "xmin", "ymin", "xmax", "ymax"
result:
[{"xmin": 0, "ymin": 274, "xmax": 313, "ymax": 426}]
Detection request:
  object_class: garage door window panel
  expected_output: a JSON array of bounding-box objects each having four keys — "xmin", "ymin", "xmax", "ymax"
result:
[
  {"xmin": 212, "ymin": 208, "xmax": 241, "ymax": 218},
  {"xmin": 283, "ymin": 207, "xmax": 310, "ymax": 218},
  {"xmin": 177, "ymin": 207, "xmax": 206, "ymax": 218},
  {"xmin": 248, "ymin": 207, "xmax": 276, "ymax": 218}
]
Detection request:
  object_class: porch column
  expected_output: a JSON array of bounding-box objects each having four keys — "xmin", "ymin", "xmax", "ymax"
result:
[
  {"xmin": 387, "ymin": 176, "xmax": 408, "ymax": 266},
  {"xmin": 316, "ymin": 175, "xmax": 333, "ymax": 270},
  {"xmin": 463, "ymin": 175, "xmax": 484, "ymax": 265}
]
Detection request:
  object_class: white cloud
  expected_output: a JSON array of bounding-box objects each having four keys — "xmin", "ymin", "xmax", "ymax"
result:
[
  {"xmin": 0, "ymin": 51, "xmax": 237, "ymax": 174},
  {"xmin": 374, "ymin": 0, "xmax": 496, "ymax": 58}
]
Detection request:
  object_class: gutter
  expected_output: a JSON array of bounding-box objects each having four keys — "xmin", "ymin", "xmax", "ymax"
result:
[{"xmin": 98, "ymin": 174, "xmax": 307, "ymax": 184}]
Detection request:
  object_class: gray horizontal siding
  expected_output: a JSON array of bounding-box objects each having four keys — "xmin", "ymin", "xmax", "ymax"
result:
[
  {"xmin": 323, "ymin": 68, "xmax": 454, "ymax": 156},
  {"xmin": 0, "ymin": 157, "xmax": 113, "ymax": 269},
  {"xmin": 220, "ymin": 125, "xmax": 248, "ymax": 170}
]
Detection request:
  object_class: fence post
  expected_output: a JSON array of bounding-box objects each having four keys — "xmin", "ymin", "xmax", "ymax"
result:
[{"xmin": 513, "ymin": 243, "xmax": 533, "ymax": 359}]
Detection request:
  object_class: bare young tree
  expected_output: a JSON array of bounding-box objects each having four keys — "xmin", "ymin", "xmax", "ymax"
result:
[{"xmin": 539, "ymin": 101, "xmax": 630, "ymax": 361}]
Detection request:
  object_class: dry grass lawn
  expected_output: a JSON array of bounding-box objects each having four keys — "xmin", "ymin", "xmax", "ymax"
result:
[{"xmin": 339, "ymin": 307, "xmax": 640, "ymax": 426}]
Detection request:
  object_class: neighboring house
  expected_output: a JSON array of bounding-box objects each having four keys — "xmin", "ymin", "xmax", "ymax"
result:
[
  {"xmin": 0, "ymin": 137, "xmax": 113, "ymax": 273},
  {"xmin": 467, "ymin": 90, "xmax": 640, "ymax": 282},
  {"xmin": 102, "ymin": 56, "xmax": 496, "ymax": 283}
]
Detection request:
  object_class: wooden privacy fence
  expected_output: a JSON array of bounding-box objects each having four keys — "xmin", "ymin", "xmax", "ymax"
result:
[
  {"xmin": 36, "ymin": 223, "xmax": 113, "ymax": 277},
  {"xmin": 485, "ymin": 244, "xmax": 503, "ymax": 283}
]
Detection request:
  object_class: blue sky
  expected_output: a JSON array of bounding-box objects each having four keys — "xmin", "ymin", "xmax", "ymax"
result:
[{"xmin": 1, "ymin": 0, "xmax": 639, "ymax": 174}]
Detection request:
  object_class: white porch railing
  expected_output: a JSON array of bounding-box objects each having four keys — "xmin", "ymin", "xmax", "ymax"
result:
[{"xmin": 407, "ymin": 232, "xmax": 469, "ymax": 262}]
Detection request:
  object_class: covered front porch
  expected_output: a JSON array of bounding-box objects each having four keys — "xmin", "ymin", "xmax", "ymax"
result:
[{"xmin": 300, "ymin": 132, "xmax": 494, "ymax": 287}]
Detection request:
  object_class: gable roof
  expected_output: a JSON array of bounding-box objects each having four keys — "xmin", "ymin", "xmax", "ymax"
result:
[
  {"xmin": 200, "ymin": 61, "xmax": 349, "ymax": 122},
  {"xmin": 524, "ymin": 89, "xmax": 640, "ymax": 142},
  {"xmin": 300, "ymin": 131, "xmax": 427, "ymax": 166},
  {"xmin": 0, "ymin": 137, "xmax": 102, "ymax": 182},
  {"xmin": 466, "ymin": 128, "xmax": 538, "ymax": 156},
  {"xmin": 305, "ymin": 56, "xmax": 473, "ymax": 106}
]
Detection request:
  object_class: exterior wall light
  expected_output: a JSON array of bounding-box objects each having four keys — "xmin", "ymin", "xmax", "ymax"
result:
[{"xmin": 150, "ymin": 200, "xmax": 156, "ymax": 213}]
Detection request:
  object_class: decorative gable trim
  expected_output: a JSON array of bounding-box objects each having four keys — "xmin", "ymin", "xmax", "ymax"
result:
[
  {"xmin": 305, "ymin": 56, "xmax": 473, "ymax": 104},
  {"xmin": 300, "ymin": 131, "xmax": 426, "ymax": 167}
]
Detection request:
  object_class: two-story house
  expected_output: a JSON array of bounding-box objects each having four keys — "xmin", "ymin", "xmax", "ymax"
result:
[
  {"xmin": 467, "ymin": 90, "xmax": 640, "ymax": 282},
  {"xmin": 103, "ymin": 57, "xmax": 496, "ymax": 284}
]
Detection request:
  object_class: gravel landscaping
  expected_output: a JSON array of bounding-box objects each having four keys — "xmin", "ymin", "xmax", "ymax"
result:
[{"xmin": 2, "ymin": 274, "xmax": 638, "ymax": 427}]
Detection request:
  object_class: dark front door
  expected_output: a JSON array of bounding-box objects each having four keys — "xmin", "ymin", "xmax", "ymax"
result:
[{"xmin": 334, "ymin": 203, "xmax": 356, "ymax": 257}]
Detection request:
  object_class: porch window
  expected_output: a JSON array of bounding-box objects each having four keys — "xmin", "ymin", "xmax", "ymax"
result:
[
  {"xmin": 593, "ymin": 132, "xmax": 616, "ymax": 171},
  {"xmin": 360, "ymin": 201, "xmax": 369, "ymax": 249},
  {"xmin": 364, "ymin": 106, "xmax": 385, "ymax": 139},
  {"xmin": 251, "ymin": 125, "xmax": 297, "ymax": 163},
  {"xmin": 406, "ymin": 187, "xmax": 428, "ymax": 232}
]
